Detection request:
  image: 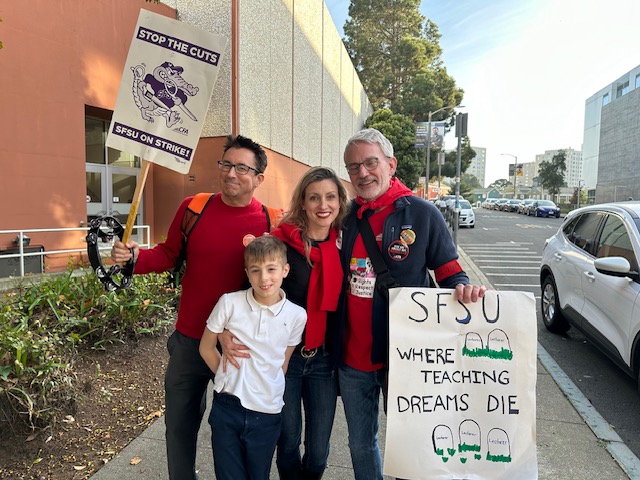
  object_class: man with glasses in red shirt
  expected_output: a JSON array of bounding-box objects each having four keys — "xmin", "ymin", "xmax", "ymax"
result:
[{"xmin": 111, "ymin": 134, "xmax": 276, "ymax": 480}]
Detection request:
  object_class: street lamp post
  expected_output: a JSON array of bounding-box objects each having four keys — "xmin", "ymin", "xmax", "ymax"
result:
[
  {"xmin": 501, "ymin": 153, "xmax": 518, "ymax": 198},
  {"xmin": 426, "ymin": 105, "xmax": 458, "ymax": 200}
]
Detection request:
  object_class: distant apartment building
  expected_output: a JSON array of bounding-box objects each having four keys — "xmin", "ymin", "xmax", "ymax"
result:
[
  {"xmin": 583, "ymin": 64, "xmax": 640, "ymax": 201},
  {"xmin": 534, "ymin": 148, "xmax": 583, "ymax": 189},
  {"xmin": 520, "ymin": 162, "xmax": 536, "ymax": 187},
  {"xmin": 468, "ymin": 146, "xmax": 486, "ymax": 186}
]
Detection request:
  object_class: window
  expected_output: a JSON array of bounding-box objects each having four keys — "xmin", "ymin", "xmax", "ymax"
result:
[
  {"xmin": 596, "ymin": 215, "xmax": 638, "ymax": 271},
  {"xmin": 602, "ymin": 93, "xmax": 610, "ymax": 106},
  {"xmin": 616, "ymin": 81, "xmax": 629, "ymax": 98},
  {"xmin": 636, "ymin": 74, "xmax": 640, "ymax": 89},
  {"xmin": 566, "ymin": 212, "xmax": 603, "ymax": 253}
]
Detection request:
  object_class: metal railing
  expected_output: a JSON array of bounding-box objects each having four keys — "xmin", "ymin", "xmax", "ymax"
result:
[{"xmin": 0, "ymin": 225, "xmax": 151, "ymax": 278}]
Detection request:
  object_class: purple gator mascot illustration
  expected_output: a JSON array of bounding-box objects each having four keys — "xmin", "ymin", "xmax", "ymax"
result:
[{"xmin": 131, "ymin": 61, "xmax": 199, "ymax": 128}]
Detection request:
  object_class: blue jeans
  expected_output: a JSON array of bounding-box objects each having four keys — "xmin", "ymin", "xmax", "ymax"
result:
[
  {"xmin": 276, "ymin": 348, "xmax": 338, "ymax": 474},
  {"xmin": 338, "ymin": 364, "xmax": 386, "ymax": 480},
  {"xmin": 210, "ymin": 392, "xmax": 282, "ymax": 480},
  {"xmin": 164, "ymin": 330, "xmax": 213, "ymax": 480}
]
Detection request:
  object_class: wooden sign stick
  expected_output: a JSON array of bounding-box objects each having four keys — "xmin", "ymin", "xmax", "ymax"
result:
[{"xmin": 121, "ymin": 159, "xmax": 151, "ymax": 245}]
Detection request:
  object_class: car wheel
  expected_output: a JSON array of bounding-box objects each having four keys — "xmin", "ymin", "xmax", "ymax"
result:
[
  {"xmin": 541, "ymin": 275, "xmax": 570, "ymax": 333},
  {"xmin": 536, "ymin": 210, "xmax": 540, "ymax": 217},
  {"xmin": 471, "ymin": 224, "xmax": 475, "ymax": 228}
]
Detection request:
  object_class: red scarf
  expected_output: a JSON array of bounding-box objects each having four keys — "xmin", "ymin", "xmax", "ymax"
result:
[
  {"xmin": 355, "ymin": 177, "xmax": 413, "ymax": 218},
  {"xmin": 271, "ymin": 223, "xmax": 343, "ymax": 349}
]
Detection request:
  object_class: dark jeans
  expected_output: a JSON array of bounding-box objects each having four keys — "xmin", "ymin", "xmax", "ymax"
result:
[
  {"xmin": 338, "ymin": 364, "xmax": 386, "ymax": 480},
  {"xmin": 210, "ymin": 392, "xmax": 282, "ymax": 480},
  {"xmin": 276, "ymin": 348, "xmax": 338, "ymax": 474},
  {"xmin": 164, "ymin": 330, "xmax": 213, "ymax": 480}
]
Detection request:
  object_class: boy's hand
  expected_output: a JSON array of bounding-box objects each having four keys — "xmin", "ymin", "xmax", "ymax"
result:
[{"xmin": 219, "ymin": 329, "xmax": 250, "ymax": 372}]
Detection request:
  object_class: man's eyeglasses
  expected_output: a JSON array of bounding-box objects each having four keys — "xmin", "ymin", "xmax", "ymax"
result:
[
  {"xmin": 217, "ymin": 160, "xmax": 261, "ymax": 175},
  {"xmin": 345, "ymin": 157, "xmax": 379, "ymax": 175}
]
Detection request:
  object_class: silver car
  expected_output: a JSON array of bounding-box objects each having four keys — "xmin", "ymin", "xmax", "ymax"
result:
[
  {"xmin": 539, "ymin": 202, "xmax": 640, "ymax": 385},
  {"xmin": 457, "ymin": 200, "xmax": 475, "ymax": 228}
]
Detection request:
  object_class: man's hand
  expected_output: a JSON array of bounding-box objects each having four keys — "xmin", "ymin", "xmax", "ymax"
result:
[
  {"xmin": 455, "ymin": 284, "xmax": 487, "ymax": 303},
  {"xmin": 218, "ymin": 329, "xmax": 250, "ymax": 372},
  {"xmin": 111, "ymin": 240, "xmax": 139, "ymax": 265}
]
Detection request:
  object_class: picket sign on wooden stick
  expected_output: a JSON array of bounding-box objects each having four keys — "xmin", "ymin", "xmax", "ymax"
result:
[{"xmin": 84, "ymin": 10, "xmax": 227, "ymax": 290}]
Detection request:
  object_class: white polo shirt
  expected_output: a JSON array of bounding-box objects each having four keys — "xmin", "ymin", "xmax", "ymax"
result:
[{"xmin": 206, "ymin": 288, "xmax": 306, "ymax": 414}]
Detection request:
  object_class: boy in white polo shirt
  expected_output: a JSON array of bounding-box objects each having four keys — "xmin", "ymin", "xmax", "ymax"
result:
[{"xmin": 199, "ymin": 235, "xmax": 307, "ymax": 480}]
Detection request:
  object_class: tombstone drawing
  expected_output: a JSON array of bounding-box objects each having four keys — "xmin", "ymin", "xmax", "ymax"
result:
[
  {"xmin": 462, "ymin": 331, "xmax": 484, "ymax": 357},
  {"xmin": 458, "ymin": 419, "xmax": 482, "ymax": 463},
  {"xmin": 487, "ymin": 328, "xmax": 513, "ymax": 360},
  {"xmin": 432, "ymin": 424, "xmax": 456, "ymax": 463},
  {"xmin": 486, "ymin": 427, "xmax": 512, "ymax": 463}
]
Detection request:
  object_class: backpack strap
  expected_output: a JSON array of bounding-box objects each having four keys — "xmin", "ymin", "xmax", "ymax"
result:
[
  {"xmin": 263, "ymin": 204, "xmax": 284, "ymax": 232},
  {"xmin": 181, "ymin": 193, "xmax": 215, "ymax": 243}
]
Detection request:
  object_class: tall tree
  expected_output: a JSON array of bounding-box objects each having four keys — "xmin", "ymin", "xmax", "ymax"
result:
[
  {"xmin": 538, "ymin": 150, "xmax": 567, "ymax": 200},
  {"xmin": 344, "ymin": 0, "xmax": 440, "ymax": 109}
]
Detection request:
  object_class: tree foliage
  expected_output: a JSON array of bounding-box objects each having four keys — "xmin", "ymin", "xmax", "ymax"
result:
[
  {"xmin": 364, "ymin": 108, "xmax": 423, "ymax": 189},
  {"xmin": 489, "ymin": 179, "xmax": 511, "ymax": 190},
  {"xmin": 538, "ymin": 150, "xmax": 567, "ymax": 198},
  {"xmin": 344, "ymin": 0, "xmax": 462, "ymax": 116}
]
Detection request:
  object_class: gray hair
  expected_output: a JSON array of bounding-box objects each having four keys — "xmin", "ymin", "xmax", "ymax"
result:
[{"xmin": 344, "ymin": 128, "xmax": 394, "ymax": 160}]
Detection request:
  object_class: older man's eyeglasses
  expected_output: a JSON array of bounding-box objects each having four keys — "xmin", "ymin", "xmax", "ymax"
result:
[
  {"xmin": 345, "ymin": 157, "xmax": 379, "ymax": 175},
  {"xmin": 217, "ymin": 160, "xmax": 260, "ymax": 175}
]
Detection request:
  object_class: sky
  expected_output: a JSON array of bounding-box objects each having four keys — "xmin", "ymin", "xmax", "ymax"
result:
[{"xmin": 324, "ymin": 0, "xmax": 640, "ymax": 186}]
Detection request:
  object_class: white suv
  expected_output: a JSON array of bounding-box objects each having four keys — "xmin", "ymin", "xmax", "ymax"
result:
[{"xmin": 540, "ymin": 202, "xmax": 640, "ymax": 385}]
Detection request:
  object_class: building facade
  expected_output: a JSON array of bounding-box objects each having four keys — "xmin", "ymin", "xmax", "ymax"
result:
[
  {"xmin": 583, "ymin": 64, "xmax": 640, "ymax": 195},
  {"xmin": 0, "ymin": 0, "xmax": 370, "ymax": 274},
  {"xmin": 468, "ymin": 146, "xmax": 486, "ymax": 187}
]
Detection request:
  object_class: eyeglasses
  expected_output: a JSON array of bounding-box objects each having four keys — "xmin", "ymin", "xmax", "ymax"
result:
[
  {"xmin": 217, "ymin": 160, "xmax": 261, "ymax": 175},
  {"xmin": 345, "ymin": 157, "xmax": 379, "ymax": 175}
]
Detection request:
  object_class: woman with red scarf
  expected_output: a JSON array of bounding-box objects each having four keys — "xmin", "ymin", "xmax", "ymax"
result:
[{"xmin": 221, "ymin": 167, "xmax": 348, "ymax": 480}]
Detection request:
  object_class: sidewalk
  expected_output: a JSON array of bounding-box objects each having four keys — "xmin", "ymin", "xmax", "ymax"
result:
[{"xmin": 91, "ymin": 248, "xmax": 640, "ymax": 479}]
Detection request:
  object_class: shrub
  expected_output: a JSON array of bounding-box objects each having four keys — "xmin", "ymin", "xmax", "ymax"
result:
[{"xmin": 0, "ymin": 265, "xmax": 179, "ymax": 435}]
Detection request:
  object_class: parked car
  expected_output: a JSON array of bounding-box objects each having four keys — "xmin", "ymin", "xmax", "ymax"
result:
[
  {"xmin": 528, "ymin": 200, "xmax": 560, "ymax": 218},
  {"xmin": 518, "ymin": 198, "xmax": 536, "ymax": 214},
  {"xmin": 540, "ymin": 202, "xmax": 640, "ymax": 385},
  {"xmin": 493, "ymin": 198, "xmax": 510, "ymax": 210},
  {"xmin": 484, "ymin": 198, "xmax": 498, "ymax": 209},
  {"xmin": 502, "ymin": 199, "xmax": 522, "ymax": 212},
  {"xmin": 457, "ymin": 200, "xmax": 475, "ymax": 228}
]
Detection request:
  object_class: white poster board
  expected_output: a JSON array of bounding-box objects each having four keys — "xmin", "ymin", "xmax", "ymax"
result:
[
  {"xmin": 106, "ymin": 9, "xmax": 227, "ymax": 174},
  {"xmin": 384, "ymin": 288, "xmax": 538, "ymax": 480}
]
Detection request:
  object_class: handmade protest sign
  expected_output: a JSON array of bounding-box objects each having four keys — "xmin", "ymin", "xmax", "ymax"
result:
[
  {"xmin": 383, "ymin": 288, "xmax": 537, "ymax": 480},
  {"xmin": 106, "ymin": 9, "xmax": 226, "ymax": 174}
]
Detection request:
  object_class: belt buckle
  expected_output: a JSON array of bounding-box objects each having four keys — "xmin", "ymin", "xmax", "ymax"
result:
[{"xmin": 300, "ymin": 347, "xmax": 318, "ymax": 358}]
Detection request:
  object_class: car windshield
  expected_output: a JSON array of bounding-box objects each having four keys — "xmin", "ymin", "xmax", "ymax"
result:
[
  {"xmin": 538, "ymin": 200, "xmax": 556, "ymax": 206},
  {"xmin": 459, "ymin": 201, "xmax": 471, "ymax": 209}
]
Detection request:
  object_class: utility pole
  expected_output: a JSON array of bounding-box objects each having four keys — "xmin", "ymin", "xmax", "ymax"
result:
[
  {"xmin": 453, "ymin": 112, "xmax": 468, "ymax": 248},
  {"xmin": 425, "ymin": 105, "xmax": 459, "ymax": 200}
]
